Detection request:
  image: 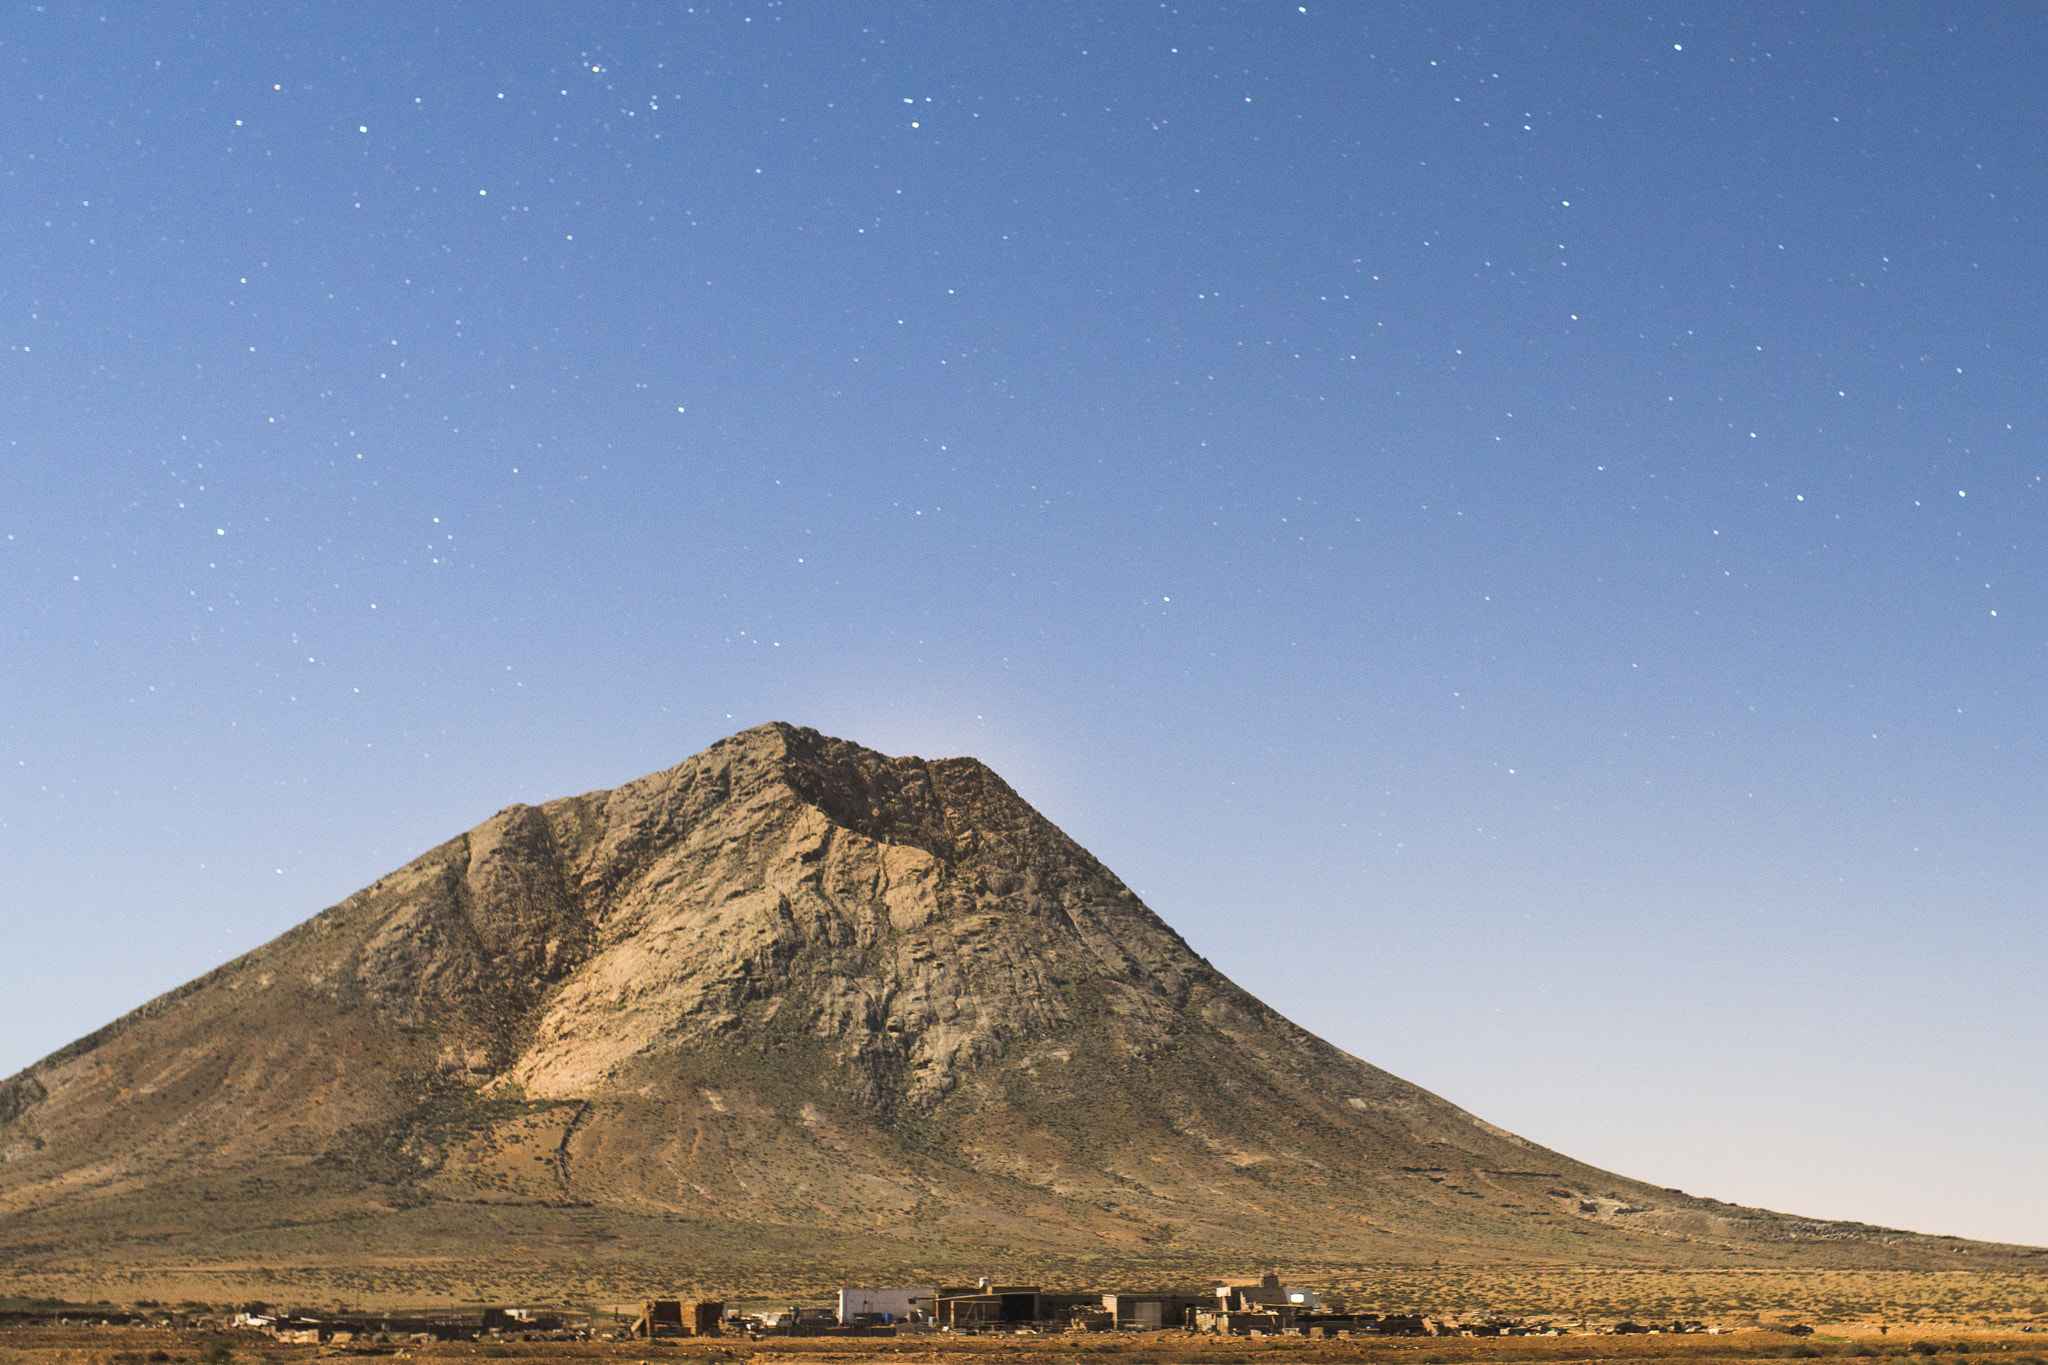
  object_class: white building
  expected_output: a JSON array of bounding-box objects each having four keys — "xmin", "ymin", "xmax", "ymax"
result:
[{"xmin": 837, "ymin": 1286, "xmax": 936, "ymax": 1324}]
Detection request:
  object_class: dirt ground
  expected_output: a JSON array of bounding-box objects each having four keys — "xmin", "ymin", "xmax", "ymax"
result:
[{"xmin": 5, "ymin": 1325, "xmax": 2048, "ymax": 1365}]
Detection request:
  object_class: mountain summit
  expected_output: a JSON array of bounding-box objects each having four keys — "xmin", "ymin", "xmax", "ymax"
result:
[{"xmin": 0, "ymin": 725, "xmax": 2007, "ymax": 1301}]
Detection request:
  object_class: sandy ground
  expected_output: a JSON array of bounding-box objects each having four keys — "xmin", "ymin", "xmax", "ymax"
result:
[{"xmin": 4, "ymin": 1326, "xmax": 2048, "ymax": 1365}]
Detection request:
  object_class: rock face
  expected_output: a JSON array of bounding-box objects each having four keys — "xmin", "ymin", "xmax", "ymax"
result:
[{"xmin": 0, "ymin": 725, "xmax": 1996, "ymax": 1295}]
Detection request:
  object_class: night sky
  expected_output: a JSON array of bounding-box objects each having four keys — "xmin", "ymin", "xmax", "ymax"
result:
[{"xmin": 4, "ymin": 3, "xmax": 2043, "ymax": 1246}]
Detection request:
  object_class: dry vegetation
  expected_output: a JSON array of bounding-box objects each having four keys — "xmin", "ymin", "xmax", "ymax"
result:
[
  {"xmin": 5, "ymin": 1264, "xmax": 2048, "ymax": 1333},
  {"xmin": 3, "ymin": 1267, "xmax": 2047, "ymax": 1333},
  {"xmin": 1316, "ymin": 1269, "xmax": 2048, "ymax": 1331}
]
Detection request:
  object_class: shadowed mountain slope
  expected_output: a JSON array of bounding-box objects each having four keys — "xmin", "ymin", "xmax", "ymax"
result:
[{"xmin": 0, "ymin": 725, "xmax": 2031, "ymax": 1300}]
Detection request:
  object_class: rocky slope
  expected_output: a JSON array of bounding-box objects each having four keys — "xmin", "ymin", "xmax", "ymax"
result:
[{"xmin": 0, "ymin": 725, "xmax": 2027, "ymax": 1300}]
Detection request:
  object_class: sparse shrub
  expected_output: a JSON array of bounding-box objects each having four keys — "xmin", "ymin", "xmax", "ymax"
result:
[
  {"xmin": 147, "ymin": 1352, "xmax": 171, "ymax": 1364},
  {"xmin": 1422, "ymin": 1354, "xmax": 1449, "ymax": 1364},
  {"xmin": 1912, "ymin": 1343, "xmax": 1941, "ymax": 1357},
  {"xmin": 1789, "ymin": 1346, "xmax": 1826, "ymax": 1359}
]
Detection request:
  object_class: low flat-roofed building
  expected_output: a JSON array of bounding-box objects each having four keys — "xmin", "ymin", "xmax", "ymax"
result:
[
  {"xmin": 1213, "ymin": 1273, "xmax": 1319, "ymax": 1312},
  {"xmin": 935, "ymin": 1286, "xmax": 1040, "ymax": 1328},
  {"xmin": 1101, "ymin": 1293, "xmax": 1207, "ymax": 1330},
  {"xmin": 837, "ymin": 1287, "xmax": 936, "ymax": 1324}
]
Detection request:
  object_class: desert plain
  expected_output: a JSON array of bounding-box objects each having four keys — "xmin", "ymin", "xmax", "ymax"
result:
[{"xmin": 6, "ymin": 1310, "xmax": 2048, "ymax": 1365}]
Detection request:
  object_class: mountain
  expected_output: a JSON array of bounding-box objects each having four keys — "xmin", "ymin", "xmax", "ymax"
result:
[{"xmin": 0, "ymin": 724, "xmax": 2028, "ymax": 1305}]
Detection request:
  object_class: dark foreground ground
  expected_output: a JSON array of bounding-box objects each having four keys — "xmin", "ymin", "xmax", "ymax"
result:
[{"xmin": 5, "ymin": 1325, "xmax": 2048, "ymax": 1365}]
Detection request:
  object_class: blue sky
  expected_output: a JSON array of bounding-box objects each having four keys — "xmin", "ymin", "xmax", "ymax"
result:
[{"xmin": 3, "ymin": 3, "xmax": 2043, "ymax": 1245}]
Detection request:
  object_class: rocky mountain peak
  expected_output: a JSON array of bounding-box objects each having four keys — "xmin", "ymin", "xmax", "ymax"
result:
[
  {"xmin": 480, "ymin": 721, "xmax": 1207, "ymax": 1112},
  {"xmin": 2, "ymin": 724, "xmax": 1994, "ymax": 1298}
]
